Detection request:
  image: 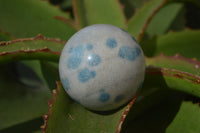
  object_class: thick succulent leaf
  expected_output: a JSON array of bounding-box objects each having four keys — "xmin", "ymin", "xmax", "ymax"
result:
[
  {"xmin": 171, "ymin": 0, "xmax": 200, "ymax": 8},
  {"xmin": 142, "ymin": 29, "xmax": 200, "ymax": 58},
  {"xmin": 146, "ymin": 66, "xmax": 200, "ymax": 97},
  {"xmin": 0, "ymin": 117, "xmax": 44, "ymax": 133},
  {"xmin": 127, "ymin": 0, "xmax": 167, "ymax": 41},
  {"xmin": 145, "ymin": 3, "xmax": 184, "ymax": 38},
  {"xmin": 0, "ymin": 35, "xmax": 65, "ymax": 64},
  {"xmin": 73, "ymin": 0, "xmax": 126, "ymax": 28},
  {"xmin": 146, "ymin": 54, "xmax": 200, "ymax": 97},
  {"xmin": 60, "ymin": 0, "xmax": 73, "ymax": 11},
  {"xmin": 147, "ymin": 54, "xmax": 200, "ymax": 76},
  {"xmin": 166, "ymin": 101, "xmax": 200, "ymax": 133},
  {"xmin": 42, "ymin": 82, "xmax": 136, "ymax": 133},
  {"xmin": 0, "ymin": 31, "xmax": 12, "ymax": 41},
  {"xmin": 19, "ymin": 60, "xmax": 51, "ymax": 85},
  {"xmin": 40, "ymin": 61, "xmax": 60, "ymax": 90},
  {"xmin": 121, "ymin": 90, "xmax": 184, "ymax": 133},
  {"xmin": 42, "ymin": 54, "xmax": 200, "ymax": 132},
  {"xmin": 120, "ymin": 0, "xmax": 150, "ymax": 19},
  {"xmin": 0, "ymin": 0, "xmax": 76, "ymax": 40},
  {"xmin": 121, "ymin": 55, "xmax": 200, "ymax": 132},
  {"xmin": 122, "ymin": 89, "xmax": 200, "ymax": 132},
  {"xmin": 0, "ymin": 63, "xmax": 52, "ymax": 130},
  {"xmin": 14, "ymin": 61, "xmax": 47, "ymax": 89}
]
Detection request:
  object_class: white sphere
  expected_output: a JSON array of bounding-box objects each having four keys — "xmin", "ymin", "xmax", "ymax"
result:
[{"xmin": 59, "ymin": 24, "xmax": 145, "ymax": 111}]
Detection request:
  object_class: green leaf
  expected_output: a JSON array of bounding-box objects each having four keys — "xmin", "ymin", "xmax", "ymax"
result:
[
  {"xmin": 42, "ymin": 55, "xmax": 200, "ymax": 132},
  {"xmin": 60, "ymin": 0, "xmax": 73, "ymax": 11},
  {"xmin": 0, "ymin": 63, "xmax": 52, "ymax": 130},
  {"xmin": 0, "ymin": 35, "xmax": 65, "ymax": 64},
  {"xmin": 17, "ymin": 60, "xmax": 48, "ymax": 87},
  {"xmin": 121, "ymin": 75, "xmax": 200, "ymax": 133},
  {"xmin": 145, "ymin": 3, "xmax": 184, "ymax": 38},
  {"xmin": 121, "ymin": 55, "xmax": 200, "ymax": 132},
  {"xmin": 42, "ymin": 82, "xmax": 134, "ymax": 133},
  {"xmin": 0, "ymin": 31, "xmax": 12, "ymax": 41},
  {"xmin": 147, "ymin": 54, "xmax": 200, "ymax": 76},
  {"xmin": 0, "ymin": 0, "xmax": 76, "ymax": 40},
  {"xmin": 73, "ymin": 0, "xmax": 126, "ymax": 28},
  {"xmin": 14, "ymin": 61, "xmax": 46, "ymax": 89},
  {"xmin": 120, "ymin": 0, "xmax": 150, "ymax": 19},
  {"xmin": 146, "ymin": 66, "xmax": 200, "ymax": 97},
  {"xmin": 40, "ymin": 61, "xmax": 59, "ymax": 90},
  {"xmin": 121, "ymin": 90, "xmax": 184, "ymax": 133},
  {"xmin": 0, "ymin": 117, "xmax": 44, "ymax": 133},
  {"xmin": 146, "ymin": 54, "xmax": 200, "ymax": 97},
  {"xmin": 166, "ymin": 101, "xmax": 200, "ymax": 133},
  {"xmin": 127, "ymin": 0, "xmax": 167, "ymax": 41},
  {"xmin": 142, "ymin": 30, "xmax": 200, "ymax": 58},
  {"xmin": 170, "ymin": 0, "xmax": 200, "ymax": 9}
]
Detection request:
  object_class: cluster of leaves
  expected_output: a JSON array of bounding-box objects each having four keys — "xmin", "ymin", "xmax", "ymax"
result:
[{"xmin": 0, "ymin": 0, "xmax": 200, "ymax": 132}]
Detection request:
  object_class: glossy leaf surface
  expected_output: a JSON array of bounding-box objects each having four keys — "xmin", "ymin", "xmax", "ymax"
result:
[
  {"xmin": 0, "ymin": 35, "xmax": 65, "ymax": 64},
  {"xmin": 42, "ymin": 82, "xmax": 131, "ymax": 133}
]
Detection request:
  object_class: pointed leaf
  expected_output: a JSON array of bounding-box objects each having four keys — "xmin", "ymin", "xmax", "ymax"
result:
[
  {"xmin": 14, "ymin": 61, "xmax": 46, "ymax": 89},
  {"xmin": 73, "ymin": 0, "xmax": 126, "ymax": 28},
  {"xmin": 0, "ymin": 0, "xmax": 76, "ymax": 40},
  {"xmin": 142, "ymin": 30, "xmax": 200, "ymax": 58},
  {"xmin": 121, "ymin": 90, "xmax": 183, "ymax": 133},
  {"xmin": 147, "ymin": 54, "xmax": 200, "ymax": 76},
  {"xmin": 0, "ymin": 35, "xmax": 65, "ymax": 64},
  {"xmin": 122, "ymin": 55, "xmax": 200, "ymax": 132},
  {"xmin": 17, "ymin": 60, "xmax": 48, "ymax": 87},
  {"xmin": 145, "ymin": 3, "xmax": 184, "ymax": 38},
  {"xmin": 40, "ymin": 61, "xmax": 59, "ymax": 90},
  {"xmin": 127, "ymin": 0, "xmax": 167, "ymax": 41},
  {"xmin": 0, "ymin": 64, "xmax": 52, "ymax": 130},
  {"xmin": 146, "ymin": 54, "xmax": 200, "ymax": 97},
  {"xmin": 42, "ymin": 82, "xmax": 137, "ymax": 133}
]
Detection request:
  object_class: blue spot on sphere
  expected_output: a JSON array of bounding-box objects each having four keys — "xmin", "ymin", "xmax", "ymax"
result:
[
  {"xmin": 114, "ymin": 95, "xmax": 124, "ymax": 102},
  {"xmin": 78, "ymin": 68, "xmax": 91, "ymax": 83},
  {"xmin": 99, "ymin": 92, "xmax": 110, "ymax": 102},
  {"xmin": 87, "ymin": 54, "xmax": 101, "ymax": 66},
  {"xmin": 118, "ymin": 46, "xmax": 141, "ymax": 61},
  {"xmin": 78, "ymin": 68, "xmax": 96, "ymax": 83},
  {"xmin": 106, "ymin": 38, "xmax": 117, "ymax": 48},
  {"xmin": 86, "ymin": 44, "xmax": 93, "ymax": 50},
  {"xmin": 68, "ymin": 47, "xmax": 73, "ymax": 53},
  {"xmin": 90, "ymin": 71, "xmax": 96, "ymax": 78},
  {"xmin": 73, "ymin": 45, "xmax": 85, "ymax": 57},
  {"xmin": 67, "ymin": 45, "xmax": 85, "ymax": 69},
  {"xmin": 61, "ymin": 78, "xmax": 70, "ymax": 90},
  {"xmin": 67, "ymin": 56, "xmax": 81, "ymax": 69}
]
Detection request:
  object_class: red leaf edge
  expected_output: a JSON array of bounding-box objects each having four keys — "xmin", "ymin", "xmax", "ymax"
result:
[{"xmin": 41, "ymin": 81, "xmax": 60, "ymax": 133}]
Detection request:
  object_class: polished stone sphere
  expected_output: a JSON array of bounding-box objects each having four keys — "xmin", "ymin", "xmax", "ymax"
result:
[{"xmin": 59, "ymin": 24, "xmax": 145, "ymax": 111}]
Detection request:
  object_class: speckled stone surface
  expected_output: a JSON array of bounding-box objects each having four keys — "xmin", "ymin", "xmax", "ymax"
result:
[{"xmin": 59, "ymin": 24, "xmax": 146, "ymax": 111}]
